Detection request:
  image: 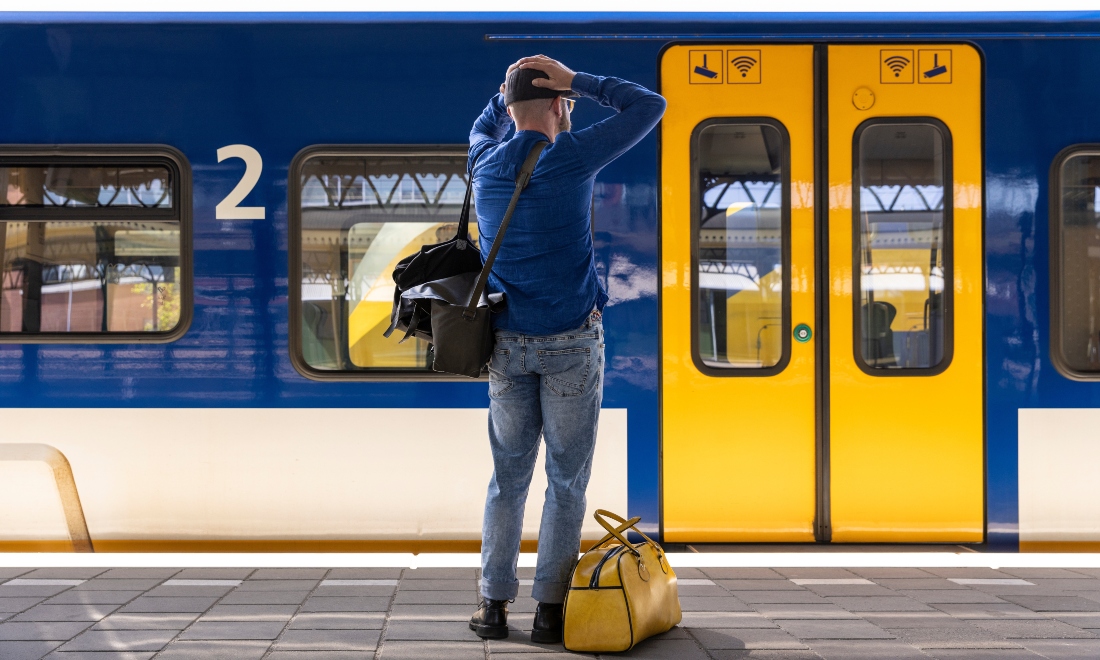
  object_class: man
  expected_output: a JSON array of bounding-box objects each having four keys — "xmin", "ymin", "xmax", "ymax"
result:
[{"xmin": 467, "ymin": 55, "xmax": 665, "ymax": 643}]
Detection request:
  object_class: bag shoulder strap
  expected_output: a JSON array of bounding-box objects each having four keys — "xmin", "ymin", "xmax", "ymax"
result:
[{"xmin": 462, "ymin": 140, "xmax": 549, "ymax": 318}]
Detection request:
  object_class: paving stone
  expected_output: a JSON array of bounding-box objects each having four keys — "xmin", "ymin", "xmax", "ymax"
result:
[
  {"xmin": 392, "ymin": 591, "xmax": 478, "ymax": 605},
  {"xmin": 200, "ymin": 605, "xmax": 298, "ymax": 621},
  {"xmin": 487, "ymin": 633, "xmax": 568, "ymax": 652},
  {"xmin": 902, "ymin": 590, "xmax": 1008, "ymax": 604},
  {"xmin": 274, "ymin": 629, "xmax": 381, "ymax": 650},
  {"xmin": 1000, "ymin": 596, "xmax": 1100, "ymax": 612},
  {"xmin": 59, "ymin": 629, "xmax": 177, "ymax": 651},
  {"xmin": 13, "ymin": 604, "xmax": 119, "ymax": 622},
  {"xmin": 860, "ymin": 612, "xmax": 975, "ymax": 628},
  {"xmin": 800, "ymin": 585, "xmax": 898, "ymax": 598},
  {"xmin": 172, "ymin": 569, "xmax": 255, "ymax": 581},
  {"xmin": 774, "ymin": 569, "xmax": 860, "ymax": 580},
  {"xmin": 0, "ymin": 598, "xmax": 47, "ymax": 613},
  {"xmin": 266, "ymin": 653, "xmax": 367, "ymax": 660},
  {"xmin": 679, "ymin": 585, "xmax": 735, "ymax": 597},
  {"xmin": 718, "ymin": 580, "xmax": 806, "ymax": 591},
  {"xmin": 325, "ymin": 568, "xmax": 403, "ymax": 580},
  {"xmin": 923, "ymin": 649, "xmax": 1043, "ymax": 659},
  {"xmin": 776, "ymin": 619, "xmax": 893, "ymax": 640},
  {"xmin": 689, "ymin": 627, "xmax": 807, "ymax": 649},
  {"xmin": 933, "ymin": 604, "xmax": 1047, "ymax": 619},
  {"xmin": 703, "ymin": 568, "xmax": 785, "ymax": 580},
  {"xmin": 218, "ymin": 591, "xmax": 310, "ymax": 605},
  {"xmin": 235, "ymin": 580, "xmax": 318, "ymax": 592},
  {"xmin": 118, "ymin": 597, "xmax": 218, "ymax": 613},
  {"xmin": 376, "ymin": 640, "xmax": 485, "ymax": 660},
  {"xmin": 22, "ymin": 569, "xmax": 106, "ymax": 580},
  {"xmin": 304, "ymin": 585, "xmax": 393, "ymax": 597},
  {"xmin": 299, "ymin": 597, "xmax": 391, "ymax": 612},
  {"xmin": 0, "ymin": 640, "xmax": 64, "ymax": 660},
  {"xmin": 47, "ymin": 591, "xmax": 143, "ymax": 605},
  {"xmin": 810, "ymin": 639, "xmax": 930, "ymax": 659},
  {"xmin": 970, "ymin": 619, "xmax": 1097, "ymax": 639},
  {"xmin": 43, "ymin": 652, "xmax": 156, "ymax": 660},
  {"xmin": 0, "ymin": 586, "xmax": 78, "ymax": 598},
  {"xmin": 671, "ymin": 567, "xmax": 710, "ymax": 579},
  {"xmin": 1016, "ymin": 639, "xmax": 1100, "ymax": 659},
  {"xmin": 680, "ymin": 612, "xmax": 778, "ymax": 629},
  {"xmin": 1028, "ymin": 579, "xmax": 1100, "ymax": 591},
  {"xmin": 394, "ymin": 580, "xmax": 475, "ymax": 591},
  {"xmin": 828, "ymin": 596, "xmax": 936, "ymax": 612},
  {"xmin": 288, "ymin": 612, "xmax": 385, "ymax": 629},
  {"xmin": 888, "ymin": 626, "xmax": 1022, "ymax": 648},
  {"xmin": 98, "ymin": 569, "xmax": 179, "ymax": 580},
  {"xmin": 709, "ymin": 651, "xmax": 822, "ymax": 659},
  {"xmin": 388, "ymin": 604, "xmax": 472, "ymax": 621},
  {"xmin": 143, "ymin": 586, "xmax": 236, "ymax": 598},
  {"xmin": 73, "ymin": 581, "xmax": 164, "ymax": 592},
  {"xmin": 93, "ymin": 613, "xmax": 199, "ymax": 630},
  {"xmin": 155, "ymin": 640, "xmax": 271, "ymax": 660},
  {"xmin": 752, "ymin": 604, "xmax": 860, "ymax": 620},
  {"xmin": 249, "ymin": 569, "xmax": 327, "ymax": 580},
  {"xmin": 612, "ymin": 639, "xmax": 711, "ymax": 659},
  {"xmin": 0, "ymin": 570, "xmax": 32, "ymax": 579},
  {"xmin": 1047, "ymin": 613, "xmax": 1100, "ymax": 628},
  {"xmin": 1000, "ymin": 569, "xmax": 1093, "ymax": 579},
  {"xmin": 681, "ymin": 597, "xmax": 753, "ymax": 612},
  {"xmin": 730, "ymin": 591, "xmax": 828, "ymax": 604},
  {"xmin": 0, "ymin": 621, "xmax": 93, "ymax": 640},
  {"xmin": 384, "ymin": 620, "xmax": 478, "ymax": 641},
  {"xmin": 923, "ymin": 568, "xmax": 1016, "ymax": 580},
  {"xmin": 848, "ymin": 568, "xmax": 934, "ymax": 579},
  {"xmin": 178, "ymin": 621, "xmax": 287, "ymax": 640},
  {"xmin": 876, "ymin": 578, "xmax": 967, "ymax": 590},
  {"xmin": 401, "ymin": 568, "xmax": 479, "ymax": 580}
]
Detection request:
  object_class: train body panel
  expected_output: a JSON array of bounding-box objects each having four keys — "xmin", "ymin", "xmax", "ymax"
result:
[{"xmin": 0, "ymin": 13, "xmax": 1098, "ymax": 550}]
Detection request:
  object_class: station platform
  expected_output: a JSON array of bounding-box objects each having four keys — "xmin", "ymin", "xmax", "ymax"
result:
[{"xmin": 2, "ymin": 552, "xmax": 1100, "ymax": 660}]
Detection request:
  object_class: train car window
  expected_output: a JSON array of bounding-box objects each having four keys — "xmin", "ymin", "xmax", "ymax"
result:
[
  {"xmin": 1052, "ymin": 147, "xmax": 1100, "ymax": 377},
  {"xmin": 691, "ymin": 119, "xmax": 791, "ymax": 375},
  {"xmin": 853, "ymin": 119, "xmax": 953, "ymax": 374},
  {"xmin": 290, "ymin": 147, "xmax": 473, "ymax": 377},
  {"xmin": 0, "ymin": 150, "xmax": 190, "ymax": 341}
]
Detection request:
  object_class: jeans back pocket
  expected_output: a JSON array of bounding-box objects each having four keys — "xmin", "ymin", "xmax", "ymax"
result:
[
  {"xmin": 536, "ymin": 347, "xmax": 592, "ymax": 397},
  {"xmin": 488, "ymin": 348, "xmax": 513, "ymax": 397}
]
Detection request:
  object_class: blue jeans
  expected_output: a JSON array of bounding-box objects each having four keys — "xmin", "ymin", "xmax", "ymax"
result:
[{"xmin": 479, "ymin": 311, "xmax": 604, "ymax": 604}]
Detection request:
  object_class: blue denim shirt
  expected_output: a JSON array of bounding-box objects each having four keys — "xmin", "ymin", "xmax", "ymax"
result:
[{"xmin": 469, "ymin": 72, "xmax": 666, "ymax": 335}]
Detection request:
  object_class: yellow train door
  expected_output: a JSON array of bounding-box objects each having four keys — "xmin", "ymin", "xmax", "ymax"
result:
[
  {"xmin": 660, "ymin": 45, "xmax": 818, "ymax": 542},
  {"xmin": 826, "ymin": 45, "xmax": 984, "ymax": 542},
  {"xmin": 660, "ymin": 43, "xmax": 984, "ymax": 543}
]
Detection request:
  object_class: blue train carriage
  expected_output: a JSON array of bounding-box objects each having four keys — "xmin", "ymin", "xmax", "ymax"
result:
[{"xmin": 0, "ymin": 10, "xmax": 1098, "ymax": 553}]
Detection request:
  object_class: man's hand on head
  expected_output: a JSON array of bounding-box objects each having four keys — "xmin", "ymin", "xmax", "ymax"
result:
[{"xmin": 517, "ymin": 55, "xmax": 576, "ymax": 92}]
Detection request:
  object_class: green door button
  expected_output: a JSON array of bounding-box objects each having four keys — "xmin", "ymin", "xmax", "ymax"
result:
[{"xmin": 794, "ymin": 323, "xmax": 812, "ymax": 343}]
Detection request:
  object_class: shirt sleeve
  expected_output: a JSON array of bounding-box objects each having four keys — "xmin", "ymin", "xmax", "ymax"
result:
[
  {"xmin": 567, "ymin": 72, "xmax": 667, "ymax": 176},
  {"xmin": 469, "ymin": 93, "xmax": 512, "ymax": 171}
]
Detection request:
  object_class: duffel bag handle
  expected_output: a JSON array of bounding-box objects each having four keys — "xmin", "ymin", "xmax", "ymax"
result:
[{"xmin": 594, "ymin": 509, "xmax": 669, "ymax": 558}]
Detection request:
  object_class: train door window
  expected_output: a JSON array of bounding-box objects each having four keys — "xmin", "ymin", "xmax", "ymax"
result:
[
  {"xmin": 1052, "ymin": 147, "xmax": 1100, "ymax": 376},
  {"xmin": 853, "ymin": 120, "xmax": 952, "ymax": 372},
  {"xmin": 0, "ymin": 149, "xmax": 190, "ymax": 340},
  {"xmin": 290, "ymin": 147, "xmax": 472, "ymax": 377},
  {"xmin": 691, "ymin": 119, "xmax": 790, "ymax": 374}
]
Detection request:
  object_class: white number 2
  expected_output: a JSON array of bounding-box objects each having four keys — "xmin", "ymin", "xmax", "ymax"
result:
[{"xmin": 216, "ymin": 144, "xmax": 265, "ymax": 220}]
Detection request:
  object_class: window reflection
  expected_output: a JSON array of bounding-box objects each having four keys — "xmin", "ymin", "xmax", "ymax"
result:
[
  {"xmin": 0, "ymin": 221, "xmax": 181, "ymax": 333},
  {"xmin": 1057, "ymin": 153, "xmax": 1100, "ymax": 372},
  {"xmin": 297, "ymin": 152, "xmax": 472, "ymax": 371},
  {"xmin": 855, "ymin": 122, "xmax": 949, "ymax": 370},
  {"xmin": 0, "ymin": 166, "xmax": 172, "ymax": 208},
  {"xmin": 694, "ymin": 122, "xmax": 787, "ymax": 370}
]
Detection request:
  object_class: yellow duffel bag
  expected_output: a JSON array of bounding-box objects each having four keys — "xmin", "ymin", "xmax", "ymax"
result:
[{"xmin": 562, "ymin": 509, "xmax": 682, "ymax": 653}]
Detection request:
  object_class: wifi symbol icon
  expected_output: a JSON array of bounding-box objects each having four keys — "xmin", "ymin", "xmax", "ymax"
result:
[
  {"xmin": 885, "ymin": 55, "xmax": 910, "ymax": 77},
  {"xmin": 726, "ymin": 50, "xmax": 761, "ymax": 84},
  {"xmin": 731, "ymin": 56, "xmax": 757, "ymax": 78}
]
